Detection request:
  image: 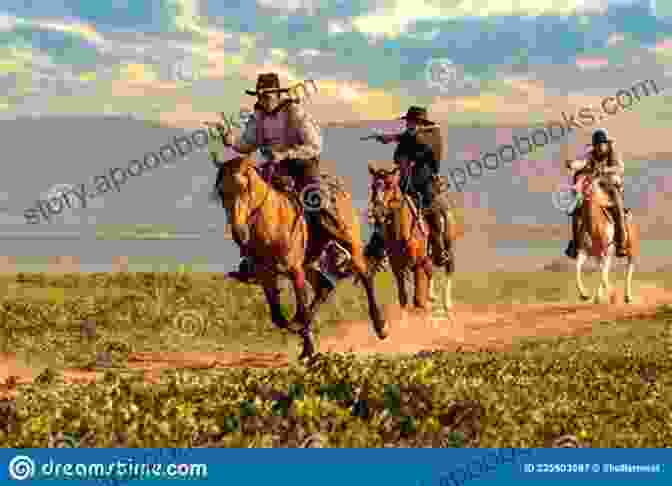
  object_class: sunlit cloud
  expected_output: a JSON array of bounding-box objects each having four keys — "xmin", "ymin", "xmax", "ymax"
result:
[
  {"xmin": 575, "ymin": 56, "xmax": 609, "ymax": 70},
  {"xmin": 351, "ymin": 0, "xmax": 610, "ymax": 39}
]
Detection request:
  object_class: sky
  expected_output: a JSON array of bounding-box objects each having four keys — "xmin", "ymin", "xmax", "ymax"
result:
[{"xmin": 1, "ymin": 0, "xmax": 672, "ymax": 127}]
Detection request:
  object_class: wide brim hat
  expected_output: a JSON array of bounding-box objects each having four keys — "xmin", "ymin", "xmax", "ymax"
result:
[
  {"xmin": 399, "ymin": 106, "xmax": 436, "ymax": 125},
  {"xmin": 245, "ymin": 73, "xmax": 290, "ymax": 96},
  {"xmin": 591, "ymin": 128, "xmax": 613, "ymax": 145}
]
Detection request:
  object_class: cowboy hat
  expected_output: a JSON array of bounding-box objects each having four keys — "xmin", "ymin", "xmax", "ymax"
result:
[
  {"xmin": 591, "ymin": 128, "xmax": 613, "ymax": 145},
  {"xmin": 245, "ymin": 73, "xmax": 289, "ymax": 96},
  {"xmin": 399, "ymin": 106, "xmax": 436, "ymax": 125}
]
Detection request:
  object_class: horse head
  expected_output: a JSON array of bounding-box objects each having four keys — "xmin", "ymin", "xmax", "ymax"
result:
[
  {"xmin": 210, "ymin": 154, "xmax": 261, "ymax": 206},
  {"xmin": 210, "ymin": 154, "xmax": 266, "ymax": 244},
  {"xmin": 368, "ymin": 164, "xmax": 401, "ymax": 222}
]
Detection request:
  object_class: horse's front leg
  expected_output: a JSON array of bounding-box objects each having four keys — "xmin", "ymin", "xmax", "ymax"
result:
[
  {"xmin": 596, "ymin": 253, "xmax": 613, "ymax": 304},
  {"xmin": 412, "ymin": 259, "xmax": 431, "ymax": 311},
  {"xmin": 393, "ymin": 263, "xmax": 409, "ymax": 309},
  {"xmin": 624, "ymin": 256, "xmax": 634, "ymax": 304},
  {"xmin": 260, "ymin": 274, "xmax": 291, "ymax": 331},
  {"xmin": 576, "ymin": 252, "xmax": 591, "ymax": 301},
  {"xmin": 305, "ymin": 265, "xmax": 336, "ymax": 321},
  {"xmin": 289, "ymin": 265, "xmax": 314, "ymax": 360}
]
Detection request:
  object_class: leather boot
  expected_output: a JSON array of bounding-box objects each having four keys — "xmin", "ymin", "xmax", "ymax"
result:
[
  {"xmin": 229, "ymin": 256, "xmax": 257, "ymax": 283},
  {"xmin": 565, "ymin": 213, "xmax": 580, "ymax": 259},
  {"xmin": 365, "ymin": 223, "xmax": 386, "ymax": 260},
  {"xmin": 426, "ymin": 211, "xmax": 447, "ymax": 265},
  {"xmin": 607, "ymin": 187, "xmax": 628, "ymax": 257}
]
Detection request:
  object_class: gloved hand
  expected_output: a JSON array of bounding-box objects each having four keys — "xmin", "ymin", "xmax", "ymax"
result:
[{"xmin": 269, "ymin": 148, "xmax": 289, "ymax": 162}]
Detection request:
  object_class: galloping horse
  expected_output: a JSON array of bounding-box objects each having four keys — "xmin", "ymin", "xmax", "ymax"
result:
[
  {"xmin": 368, "ymin": 163, "xmax": 457, "ymax": 318},
  {"xmin": 211, "ymin": 155, "xmax": 388, "ymax": 359},
  {"xmin": 570, "ymin": 168, "xmax": 640, "ymax": 303},
  {"xmin": 368, "ymin": 164, "xmax": 432, "ymax": 309}
]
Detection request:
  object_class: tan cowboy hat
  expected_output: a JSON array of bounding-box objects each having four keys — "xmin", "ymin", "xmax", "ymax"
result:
[
  {"xmin": 245, "ymin": 73, "xmax": 290, "ymax": 96},
  {"xmin": 399, "ymin": 106, "xmax": 436, "ymax": 125}
]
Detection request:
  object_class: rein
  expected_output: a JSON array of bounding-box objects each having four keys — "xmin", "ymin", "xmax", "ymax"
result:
[{"xmin": 370, "ymin": 176, "xmax": 427, "ymax": 240}]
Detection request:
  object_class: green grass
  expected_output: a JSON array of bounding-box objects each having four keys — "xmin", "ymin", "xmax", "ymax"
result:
[{"xmin": 0, "ymin": 271, "xmax": 671, "ymax": 447}]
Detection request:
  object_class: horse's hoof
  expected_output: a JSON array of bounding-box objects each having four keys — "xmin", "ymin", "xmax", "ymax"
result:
[
  {"xmin": 298, "ymin": 344, "xmax": 315, "ymax": 360},
  {"xmin": 625, "ymin": 296, "xmax": 632, "ymax": 304},
  {"xmin": 375, "ymin": 323, "xmax": 388, "ymax": 340},
  {"xmin": 579, "ymin": 294, "xmax": 591, "ymax": 302}
]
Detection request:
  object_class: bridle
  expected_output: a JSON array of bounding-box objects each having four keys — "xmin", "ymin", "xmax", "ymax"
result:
[{"xmin": 370, "ymin": 170, "xmax": 425, "ymax": 235}]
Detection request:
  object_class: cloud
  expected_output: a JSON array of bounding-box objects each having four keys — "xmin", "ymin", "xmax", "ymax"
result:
[
  {"xmin": 349, "ymin": 0, "xmax": 611, "ymax": 39},
  {"xmin": 255, "ymin": 0, "xmax": 323, "ymax": 14},
  {"xmin": 575, "ymin": 56, "xmax": 610, "ymax": 69},
  {"xmin": 0, "ymin": 13, "xmax": 18, "ymax": 32},
  {"xmin": 651, "ymin": 38, "xmax": 672, "ymax": 52}
]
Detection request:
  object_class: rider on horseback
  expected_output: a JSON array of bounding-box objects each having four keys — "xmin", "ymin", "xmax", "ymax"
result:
[
  {"xmin": 218, "ymin": 73, "xmax": 326, "ymax": 283},
  {"xmin": 365, "ymin": 106, "xmax": 451, "ymax": 266},
  {"xmin": 565, "ymin": 128, "xmax": 627, "ymax": 258}
]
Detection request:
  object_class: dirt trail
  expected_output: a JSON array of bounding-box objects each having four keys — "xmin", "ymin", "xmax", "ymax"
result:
[
  {"xmin": 321, "ymin": 284, "xmax": 672, "ymax": 354},
  {"xmin": 0, "ymin": 286, "xmax": 670, "ymax": 394}
]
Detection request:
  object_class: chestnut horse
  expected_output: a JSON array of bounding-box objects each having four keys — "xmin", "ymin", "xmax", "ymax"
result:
[
  {"xmin": 368, "ymin": 164, "xmax": 432, "ymax": 310},
  {"xmin": 211, "ymin": 155, "xmax": 388, "ymax": 359},
  {"xmin": 570, "ymin": 170, "xmax": 639, "ymax": 303}
]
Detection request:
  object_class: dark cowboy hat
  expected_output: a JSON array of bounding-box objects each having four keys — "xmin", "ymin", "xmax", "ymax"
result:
[
  {"xmin": 245, "ymin": 73, "xmax": 289, "ymax": 96},
  {"xmin": 591, "ymin": 128, "xmax": 613, "ymax": 146},
  {"xmin": 399, "ymin": 106, "xmax": 436, "ymax": 125}
]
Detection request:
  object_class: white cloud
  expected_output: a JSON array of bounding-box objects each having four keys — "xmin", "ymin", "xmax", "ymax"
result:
[
  {"xmin": 350, "ymin": 0, "xmax": 615, "ymax": 38},
  {"xmin": 0, "ymin": 14, "xmax": 17, "ymax": 31},
  {"xmin": 255, "ymin": 0, "xmax": 323, "ymax": 14}
]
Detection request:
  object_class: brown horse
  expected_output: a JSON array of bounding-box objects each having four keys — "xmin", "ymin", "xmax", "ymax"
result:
[
  {"xmin": 367, "ymin": 164, "xmax": 437, "ymax": 311},
  {"xmin": 211, "ymin": 155, "xmax": 388, "ymax": 359},
  {"xmin": 571, "ymin": 171, "xmax": 640, "ymax": 303}
]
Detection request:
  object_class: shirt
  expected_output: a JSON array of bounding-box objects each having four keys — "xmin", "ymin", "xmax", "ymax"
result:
[
  {"xmin": 237, "ymin": 102, "xmax": 322, "ymax": 162},
  {"xmin": 584, "ymin": 148, "xmax": 625, "ymax": 187},
  {"xmin": 393, "ymin": 130, "xmax": 439, "ymax": 174}
]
